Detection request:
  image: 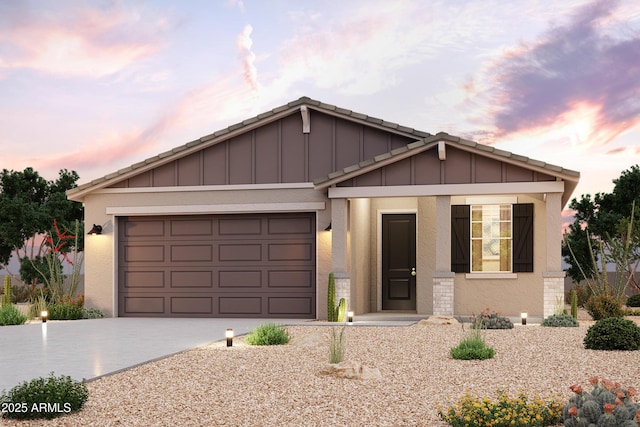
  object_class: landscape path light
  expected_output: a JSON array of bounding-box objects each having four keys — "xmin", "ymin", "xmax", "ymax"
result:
[
  {"xmin": 521, "ymin": 312, "xmax": 527, "ymax": 326},
  {"xmin": 226, "ymin": 328, "xmax": 234, "ymax": 347}
]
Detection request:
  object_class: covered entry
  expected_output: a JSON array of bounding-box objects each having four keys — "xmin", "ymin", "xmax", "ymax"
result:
[{"xmin": 118, "ymin": 212, "xmax": 316, "ymax": 318}]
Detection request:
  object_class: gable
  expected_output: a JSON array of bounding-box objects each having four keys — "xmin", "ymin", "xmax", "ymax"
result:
[
  {"xmin": 107, "ymin": 109, "xmax": 421, "ymax": 189},
  {"xmin": 334, "ymin": 145, "xmax": 558, "ymax": 188}
]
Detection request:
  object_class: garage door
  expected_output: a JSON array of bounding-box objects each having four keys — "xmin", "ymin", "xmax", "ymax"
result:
[{"xmin": 118, "ymin": 213, "xmax": 316, "ymax": 318}]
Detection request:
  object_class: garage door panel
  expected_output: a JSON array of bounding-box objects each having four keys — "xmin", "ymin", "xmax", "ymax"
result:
[
  {"xmin": 125, "ymin": 245, "xmax": 165, "ymax": 262},
  {"xmin": 171, "ymin": 244, "xmax": 213, "ymax": 262},
  {"xmin": 123, "ymin": 271, "xmax": 165, "ymax": 288},
  {"xmin": 124, "ymin": 220, "xmax": 165, "ymax": 237},
  {"xmin": 218, "ymin": 297, "xmax": 262, "ymax": 315},
  {"xmin": 123, "ymin": 297, "xmax": 165, "ymax": 314},
  {"xmin": 218, "ymin": 218, "xmax": 262, "ymax": 235},
  {"xmin": 268, "ymin": 297, "xmax": 313, "ymax": 316},
  {"xmin": 170, "ymin": 219, "xmax": 213, "ymax": 236},
  {"xmin": 171, "ymin": 297, "xmax": 213, "ymax": 314},
  {"xmin": 119, "ymin": 213, "xmax": 315, "ymax": 318},
  {"xmin": 218, "ymin": 244, "xmax": 262, "ymax": 261},
  {"xmin": 268, "ymin": 243, "xmax": 313, "ymax": 261},
  {"xmin": 218, "ymin": 270, "xmax": 262, "ymax": 288},
  {"xmin": 268, "ymin": 270, "xmax": 313, "ymax": 288},
  {"xmin": 171, "ymin": 271, "xmax": 213, "ymax": 288},
  {"xmin": 268, "ymin": 216, "xmax": 313, "ymax": 234}
]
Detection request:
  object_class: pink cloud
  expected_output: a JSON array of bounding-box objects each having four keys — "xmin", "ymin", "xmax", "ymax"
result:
[
  {"xmin": 0, "ymin": 3, "xmax": 168, "ymax": 78},
  {"xmin": 236, "ymin": 24, "xmax": 260, "ymax": 92},
  {"xmin": 466, "ymin": 0, "xmax": 640, "ymax": 147}
]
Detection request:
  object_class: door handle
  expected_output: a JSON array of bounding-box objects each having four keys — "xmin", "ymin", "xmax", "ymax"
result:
[{"xmin": 411, "ymin": 267, "xmax": 416, "ymax": 277}]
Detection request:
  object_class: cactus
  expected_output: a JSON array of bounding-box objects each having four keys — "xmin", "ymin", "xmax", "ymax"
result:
[
  {"xmin": 613, "ymin": 405, "xmax": 631, "ymax": 423},
  {"xmin": 596, "ymin": 413, "xmax": 616, "ymax": 427},
  {"xmin": 1, "ymin": 276, "xmax": 11, "ymax": 307},
  {"xmin": 581, "ymin": 400, "xmax": 601, "ymax": 423},
  {"xmin": 597, "ymin": 391, "xmax": 617, "ymax": 407},
  {"xmin": 571, "ymin": 289, "xmax": 578, "ymax": 319},
  {"xmin": 336, "ymin": 298, "xmax": 346, "ymax": 322},
  {"xmin": 327, "ymin": 272, "xmax": 336, "ymax": 322}
]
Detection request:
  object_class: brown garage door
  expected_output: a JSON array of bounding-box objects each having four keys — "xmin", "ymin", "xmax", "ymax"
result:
[{"xmin": 118, "ymin": 213, "xmax": 316, "ymax": 318}]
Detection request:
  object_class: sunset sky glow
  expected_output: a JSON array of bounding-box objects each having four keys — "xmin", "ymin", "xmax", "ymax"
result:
[{"xmin": 1, "ymin": 0, "xmax": 639, "ymax": 211}]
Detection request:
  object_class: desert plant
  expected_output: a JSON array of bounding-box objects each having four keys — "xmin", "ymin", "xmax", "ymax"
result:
[
  {"xmin": 48, "ymin": 302, "xmax": 84, "ymax": 320},
  {"xmin": 82, "ymin": 307, "xmax": 105, "ymax": 319},
  {"xmin": 329, "ymin": 326, "xmax": 347, "ymax": 364},
  {"xmin": 450, "ymin": 323, "xmax": 495, "ymax": 360},
  {"xmin": 0, "ymin": 372, "xmax": 88, "ymax": 420},
  {"xmin": 541, "ymin": 313, "xmax": 579, "ymax": 327},
  {"xmin": 438, "ymin": 389, "xmax": 562, "ymax": 427},
  {"xmin": 627, "ymin": 294, "xmax": 640, "ymax": 308},
  {"xmin": 585, "ymin": 294, "xmax": 624, "ymax": 320},
  {"xmin": 245, "ymin": 322, "xmax": 290, "ymax": 346},
  {"xmin": 1, "ymin": 276, "xmax": 11, "ymax": 307},
  {"xmin": 561, "ymin": 376, "xmax": 640, "ymax": 427},
  {"xmin": 336, "ymin": 297, "xmax": 346, "ymax": 322},
  {"xmin": 469, "ymin": 308, "xmax": 514, "ymax": 329},
  {"xmin": 567, "ymin": 283, "xmax": 592, "ymax": 308},
  {"xmin": 327, "ymin": 272, "xmax": 336, "ymax": 322},
  {"xmin": 0, "ymin": 304, "xmax": 28, "ymax": 326},
  {"xmin": 571, "ymin": 289, "xmax": 578, "ymax": 319},
  {"xmin": 584, "ymin": 317, "xmax": 640, "ymax": 350}
]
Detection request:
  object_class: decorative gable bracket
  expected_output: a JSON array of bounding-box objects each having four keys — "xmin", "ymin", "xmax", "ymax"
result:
[{"xmin": 301, "ymin": 105, "xmax": 310, "ymax": 133}]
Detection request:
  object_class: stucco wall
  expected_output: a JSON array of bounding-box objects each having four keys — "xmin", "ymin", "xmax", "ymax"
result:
[
  {"xmin": 349, "ymin": 198, "xmax": 371, "ymax": 314},
  {"xmin": 82, "ymin": 187, "xmax": 330, "ymax": 317}
]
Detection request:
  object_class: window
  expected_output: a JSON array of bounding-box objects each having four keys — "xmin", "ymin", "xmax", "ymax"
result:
[
  {"xmin": 451, "ymin": 203, "xmax": 533, "ymax": 273},
  {"xmin": 471, "ymin": 205, "xmax": 511, "ymax": 272}
]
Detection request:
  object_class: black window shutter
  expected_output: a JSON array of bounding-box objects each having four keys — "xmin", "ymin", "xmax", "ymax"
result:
[
  {"xmin": 513, "ymin": 203, "xmax": 534, "ymax": 272},
  {"xmin": 451, "ymin": 205, "xmax": 470, "ymax": 273}
]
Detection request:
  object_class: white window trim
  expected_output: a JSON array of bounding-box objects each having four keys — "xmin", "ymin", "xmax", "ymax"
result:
[{"xmin": 465, "ymin": 273, "xmax": 518, "ymax": 279}]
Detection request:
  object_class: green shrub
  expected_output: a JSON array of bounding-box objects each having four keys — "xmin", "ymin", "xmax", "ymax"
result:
[
  {"xmin": 627, "ymin": 294, "xmax": 640, "ymax": 307},
  {"xmin": 541, "ymin": 313, "xmax": 579, "ymax": 327},
  {"xmin": 0, "ymin": 372, "xmax": 88, "ymax": 420},
  {"xmin": 82, "ymin": 307, "xmax": 105, "ymax": 319},
  {"xmin": 585, "ymin": 294, "xmax": 624, "ymax": 320},
  {"xmin": 469, "ymin": 308, "xmax": 514, "ymax": 329},
  {"xmin": 0, "ymin": 305, "xmax": 28, "ymax": 326},
  {"xmin": 450, "ymin": 325, "xmax": 495, "ymax": 360},
  {"xmin": 583, "ymin": 317, "xmax": 640, "ymax": 350},
  {"xmin": 438, "ymin": 389, "xmax": 562, "ymax": 427},
  {"xmin": 48, "ymin": 303, "xmax": 84, "ymax": 320},
  {"xmin": 245, "ymin": 322, "xmax": 290, "ymax": 346},
  {"xmin": 561, "ymin": 376, "xmax": 640, "ymax": 426},
  {"xmin": 329, "ymin": 326, "xmax": 347, "ymax": 364}
]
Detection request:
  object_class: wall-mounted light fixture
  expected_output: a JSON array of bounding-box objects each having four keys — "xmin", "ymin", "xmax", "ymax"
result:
[
  {"xmin": 347, "ymin": 311, "xmax": 354, "ymax": 324},
  {"xmin": 41, "ymin": 310, "xmax": 48, "ymax": 323},
  {"xmin": 87, "ymin": 224, "xmax": 103, "ymax": 235},
  {"xmin": 521, "ymin": 312, "xmax": 527, "ymax": 326},
  {"xmin": 226, "ymin": 328, "xmax": 234, "ymax": 347}
]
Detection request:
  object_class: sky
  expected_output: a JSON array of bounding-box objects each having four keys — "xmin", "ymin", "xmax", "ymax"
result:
[{"xmin": 1, "ymin": 0, "xmax": 639, "ymax": 213}]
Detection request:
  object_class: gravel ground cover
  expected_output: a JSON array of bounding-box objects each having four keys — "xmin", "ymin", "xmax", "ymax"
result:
[{"xmin": 2, "ymin": 315, "xmax": 640, "ymax": 427}]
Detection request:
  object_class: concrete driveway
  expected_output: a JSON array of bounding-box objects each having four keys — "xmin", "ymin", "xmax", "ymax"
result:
[{"xmin": 0, "ymin": 317, "xmax": 293, "ymax": 392}]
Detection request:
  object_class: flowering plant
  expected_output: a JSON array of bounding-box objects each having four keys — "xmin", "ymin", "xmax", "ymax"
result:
[
  {"xmin": 437, "ymin": 389, "xmax": 562, "ymax": 427},
  {"xmin": 561, "ymin": 376, "xmax": 640, "ymax": 426}
]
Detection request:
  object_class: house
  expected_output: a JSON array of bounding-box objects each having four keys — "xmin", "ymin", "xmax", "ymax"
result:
[{"xmin": 67, "ymin": 97, "xmax": 580, "ymax": 319}]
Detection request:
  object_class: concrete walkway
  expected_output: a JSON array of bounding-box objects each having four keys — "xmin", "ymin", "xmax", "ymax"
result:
[{"xmin": 0, "ymin": 318, "xmax": 287, "ymax": 392}]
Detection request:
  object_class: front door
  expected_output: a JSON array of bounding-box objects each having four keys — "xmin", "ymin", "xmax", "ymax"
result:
[{"xmin": 382, "ymin": 214, "xmax": 416, "ymax": 310}]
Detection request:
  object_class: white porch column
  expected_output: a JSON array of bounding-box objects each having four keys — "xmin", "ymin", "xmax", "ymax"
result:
[
  {"xmin": 433, "ymin": 195, "xmax": 454, "ymax": 316},
  {"xmin": 331, "ymin": 198, "xmax": 351, "ymax": 311},
  {"xmin": 543, "ymin": 192, "xmax": 565, "ymax": 317}
]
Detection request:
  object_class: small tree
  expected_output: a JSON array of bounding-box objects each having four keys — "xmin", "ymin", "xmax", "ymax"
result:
[{"xmin": 565, "ymin": 202, "xmax": 640, "ymax": 318}]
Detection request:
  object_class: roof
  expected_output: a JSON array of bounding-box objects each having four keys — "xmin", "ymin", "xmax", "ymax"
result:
[
  {"xmin": 67, "ymin": 96, "xmax": 431, "ymax": 201},
  {"xmin": 67, "ymin": 97, "xmax": 580, "ymax": 203}
]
